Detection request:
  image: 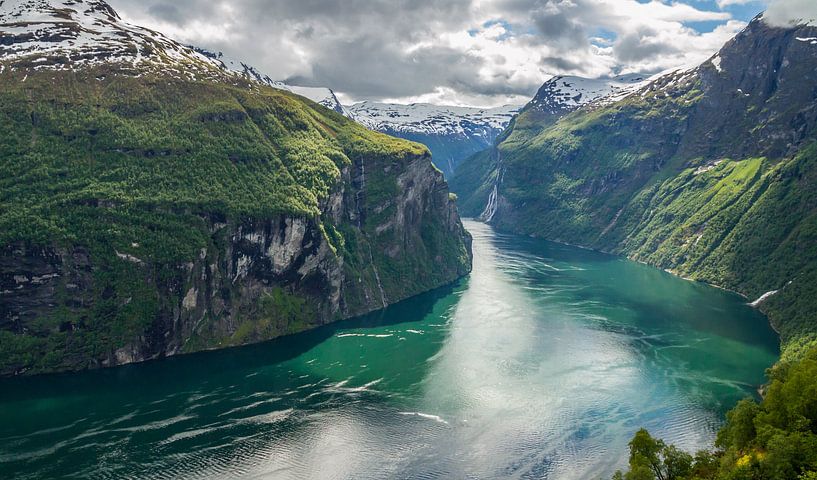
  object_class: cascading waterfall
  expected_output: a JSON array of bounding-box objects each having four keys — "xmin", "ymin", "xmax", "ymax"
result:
[
  {"xmin": 479, "ymin": 150, "xmax": 502, "ymax": 223},
  {"xmin": 358, "ymin": 161, "xmax": 387, "ymax": 308},
  {"xmin": 372, "ymin": 265, "xmax": 388, "ymax": 308},
  {"xmin": 366, "ymin": 241, "xmax": 388, "ymax": 308},
  {"xmin": 480, "ymin": 185, "xmax": 499, "ymax": 222}
]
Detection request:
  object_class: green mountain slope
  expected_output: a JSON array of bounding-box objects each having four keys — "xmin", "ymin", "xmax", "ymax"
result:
[
  {"xmin": 0, "ymin": 2, "xmax": 471, "ymax": 376},
  {"xmin": 458, "ymin": 17, "xmax": 817, "ymax": 361}
]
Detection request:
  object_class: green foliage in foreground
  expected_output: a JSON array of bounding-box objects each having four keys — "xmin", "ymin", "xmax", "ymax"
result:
[{"xmin": 614, "ymin": 347, "xmax": 817, "ymax": 480}]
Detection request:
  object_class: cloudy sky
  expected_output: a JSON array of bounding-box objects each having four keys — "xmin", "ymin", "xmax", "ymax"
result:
[{"xmin": 107, "ymin": 0, "xmax": 809, "ymax": 107}]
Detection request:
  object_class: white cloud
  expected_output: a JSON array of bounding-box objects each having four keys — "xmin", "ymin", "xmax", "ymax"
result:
[
  {"xmin": 764, "ymin": 0, "xmax": 817, "ymax": 26},
  {"xmin": 716, "ymin": 0, "xmax": 755, "ymax": 7},
  {"xmin": 108, "ymin": 0, "xmax": 754, "ymax": 107}
]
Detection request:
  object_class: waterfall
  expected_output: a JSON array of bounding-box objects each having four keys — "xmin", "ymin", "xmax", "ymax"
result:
[
  {"xmin": 371, "ymin": 265, "xmax": 388, "ymax": 308},
  {"xmin": 366, "ymin": 241, "xmax": 388, "ymax": 308},
  {"xmin": 479, "ymin": 150, "xmax": 502, "ymax": 223},
  {"xmin": 480, "ymin": 184, "xmax": 499, "ymax": 222}
]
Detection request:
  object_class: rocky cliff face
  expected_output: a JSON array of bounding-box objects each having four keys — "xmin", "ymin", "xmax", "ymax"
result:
[
  {"xmin": 457, "ymin": 16, "xmax": 817, "ymax": 360},
  {"xmin": 1, "ymin": 149, "xmax": 470, "ymax": 374}
]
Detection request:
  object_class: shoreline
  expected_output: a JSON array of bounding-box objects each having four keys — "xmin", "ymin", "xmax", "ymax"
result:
[{"xmin": 472, "ymin": 218, "xmax": 784, "ymax": 342}]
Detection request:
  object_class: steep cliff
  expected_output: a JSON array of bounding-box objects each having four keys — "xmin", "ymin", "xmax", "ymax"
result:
[
  {"xmin": 460, "ymin": 16, "xmax": 817, "ymax": 360},
  {"xmin": 0, "ymin": 1, "xmax": 471, "ymax": 376}
]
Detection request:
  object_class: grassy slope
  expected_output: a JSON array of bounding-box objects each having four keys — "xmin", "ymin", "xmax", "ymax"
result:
[
  {"xmin": 615, "ymin": 146, "xmax": 817, "ymax": 361},
  {"xmin": 0, "ymin": 68, "xmax": 425, "ymax": 241},
  {"xmin": 0, "ymin": 66, "xmax": 468, "ymax": 374}
]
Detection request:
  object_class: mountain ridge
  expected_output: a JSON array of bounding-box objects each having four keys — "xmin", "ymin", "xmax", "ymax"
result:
[{"xmin": 191, "ymin": 47, "xmax": 351, "ymax": 116}]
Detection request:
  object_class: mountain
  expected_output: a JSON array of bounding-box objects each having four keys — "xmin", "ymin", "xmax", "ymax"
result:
[
  {"xmin": 0, "ymin": 0, "xmax": 472, "ymax": 376},
  {"xmin": 0, "ymin": 0, "xmax": 348, "ymax": 113},
  {"xmin": 0, "ymin": 0, "xmax": 233, "ymax": 77},
  {"xmin": 523, "ymin": 73, "xmax": 648, "ymax": 119},
  {"xmin": 348, "ymin": 78, "xmax": 648, "ymax": 180},
  {"xmin": 449, "ymin": 73, "xmax": 648, "ymax": 211},
  {"xmin": 457, "ymin": 15, "xmax": 817, "ymax": 362},
  {"xmin": 348, "ymin": 102, "xmax": 519, "ymax": 178}
]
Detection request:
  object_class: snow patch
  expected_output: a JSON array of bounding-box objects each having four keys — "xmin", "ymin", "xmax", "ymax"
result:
[
  {"xmin": 527, "ymin": 73, "xmax": 649, "ymax": 114},
  {"xmin": 711, "ymin": 54, "xmax": 723, "ymax": 73},
  {"xmin": 0, "ymin": 0, "xmax": 348, "ymax": 115},
  {"xmin": 694, "ymin": 159, "xmax": 724, "ymax": 175}
]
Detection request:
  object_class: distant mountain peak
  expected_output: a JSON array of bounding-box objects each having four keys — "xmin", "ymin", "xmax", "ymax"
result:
[
  {"xmin": 348, "ymin": 101, "xmax": 520, "ymax": 177},
  {"xmin": 348, "ymin": 101, "xmax": 519, "ymax": 136},
  {"xmin": 525, "ymin": 74, "xmax": 649, "ymax": 116}
]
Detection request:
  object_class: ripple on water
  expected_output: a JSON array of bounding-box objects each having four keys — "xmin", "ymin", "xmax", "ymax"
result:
[{"xmin": 0, "ymin": 221, "xmax": 779, "ymax": 480}]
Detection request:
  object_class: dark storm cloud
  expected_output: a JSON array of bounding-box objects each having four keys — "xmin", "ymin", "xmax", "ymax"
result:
[
  {"xmin": 614, "ymin": 28, "xmax": 681, "ymax": 63},
  {"xmin": 532, "ymin": 9, "xmax": 588, "ymax": 48},
  {"xmin": 109, "ymin": 0, "xmax": 511, "ymax": 100},
  {"xmin": 540, "ymin": 55, "xmax": 584, "ymax": 72},
  {"xmin": 146, "ymin": 4, "xmax": 185, "ymax": 25},
  {"xmin": 289, "ymin": 40, "xmax": 484, "ymax": 98}
]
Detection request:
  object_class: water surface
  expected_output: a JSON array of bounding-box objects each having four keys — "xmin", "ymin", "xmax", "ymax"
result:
[{"xmin": 0, "ymin": 221, "xmax": 779, "ymax": 479}]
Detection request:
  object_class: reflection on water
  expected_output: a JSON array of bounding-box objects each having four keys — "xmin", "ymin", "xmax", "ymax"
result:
[{"xmin": 0, "ymin": 221, "xmax": 779, "ymax": 479}]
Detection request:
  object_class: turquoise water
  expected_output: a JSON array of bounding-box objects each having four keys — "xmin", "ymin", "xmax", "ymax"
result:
[{"xmin": 0, "ymin": 221, "xmax": 779, "ymax": 479}]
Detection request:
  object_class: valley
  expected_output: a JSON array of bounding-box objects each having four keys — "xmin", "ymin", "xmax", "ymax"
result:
[{"xmin": 1, "ymin": 0, "xmax": 817, "ymax": 478}]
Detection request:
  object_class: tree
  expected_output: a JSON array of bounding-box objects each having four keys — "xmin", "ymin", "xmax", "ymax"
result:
[
  {"xmin": 716, "ymin": 398, "xmax": 760, "ymax": 452},
  {"xmin": 662, "ymin": 445, "xmax": 693, "ymax": 480},
  {"xmin": 625, "ymin": 429, "xmax": 693, "ymax": 480},
  {"xmin": 615, "ymin": 348, "xmax": 817, "ymax": 480},
  {"xmin": 689, "ymin": 450, "xmax": 718, "ymax": 479},
  {"xmin": 630, "ymin": 429, "xmax": 666, "ymax": 480}
]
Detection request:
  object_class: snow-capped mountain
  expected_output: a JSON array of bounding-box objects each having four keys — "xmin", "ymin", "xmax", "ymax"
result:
[
  {"xmin": 0, "ymin": 0, "xmax": 642, "ymax": 180},
  {"xmin": 0, "ymin": 0, "xmax": 348, "ymax": 113},
  {"xmin": 349, "ymin": 102, "xmax": 518, "ymax": 135},
  {"xmin": 348, "ymin": 102, "xmax": 520, "ymax": 177},
  {"xmin": 347, "ymin": 75, "xmax": 650, "ymax": 178},
  {"xmin": 0, "ymin": 0, "xmax": 227, "ymax": 77},
  {"xmin": 525, "ymin": 74, "xmax": 648, "ymax": 117}
]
